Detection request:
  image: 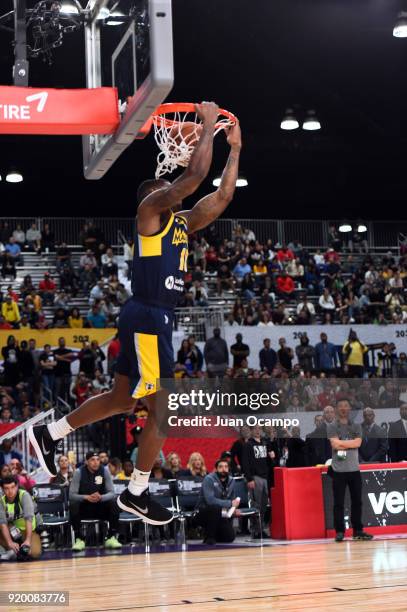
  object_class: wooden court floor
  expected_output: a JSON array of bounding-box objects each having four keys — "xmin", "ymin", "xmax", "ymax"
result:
[{"xmin": 2, "ymin": 538, "xmax": 407, "ymax": 611}]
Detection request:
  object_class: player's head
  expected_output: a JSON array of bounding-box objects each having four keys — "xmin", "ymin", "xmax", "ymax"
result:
[{"xmin": 137, "ymin": 178, "xmax": 170, "ymax": 205}]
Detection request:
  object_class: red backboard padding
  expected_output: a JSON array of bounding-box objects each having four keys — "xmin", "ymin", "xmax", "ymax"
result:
[{"xmin": 0, "ymin": 86, "xmax": 119, "ymax": 135}]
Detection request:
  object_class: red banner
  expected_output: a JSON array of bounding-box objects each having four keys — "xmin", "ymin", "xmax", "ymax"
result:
[
  {"xmin": 0, "ymin": 423, "xmax": 20, "ymax": 438},
  {"xmin": 0, "ymin": 86, "xmax": 119, "ymax": 135}
]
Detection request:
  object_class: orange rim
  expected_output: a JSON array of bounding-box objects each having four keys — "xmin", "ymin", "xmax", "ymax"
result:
[{"xmin": 152, "ymin": 102, "xmax": 237, "ymax": 129}]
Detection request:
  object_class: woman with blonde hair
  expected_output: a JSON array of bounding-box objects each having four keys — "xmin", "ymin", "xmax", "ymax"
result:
[
  {"xmin": 186, "ymin": 452, "xmax": 207, "ymax": 478},
  {"xmin": 164, "ymin": 452, "xmax": 186, "ymax": 478}
]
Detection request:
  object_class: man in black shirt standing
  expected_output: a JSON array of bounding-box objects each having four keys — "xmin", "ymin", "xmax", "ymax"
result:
[
  {"xmin": 259, "ymin": 338, "xmax": 277, "ymax": 374},
  {"xmin": 242, "ymin": 425, "xmax": 275, "ymax": 538},
  {"xmin": 277, "ymin": 337, "xmax": 294, "ymax": 372},
  {"xmin": 53, "ymin": 337, "xmax": 76, "ymax": 404},
  {"xmin": 230, "ymin": 333, "xmax": 250, "ymax": 369}
]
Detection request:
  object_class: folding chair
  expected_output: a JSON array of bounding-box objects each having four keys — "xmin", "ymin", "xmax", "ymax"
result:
[
  {"xmin": 233, "ymin": 476, "xmax": 264, "ymax": 544},
  {"xmin": 32, "ymin": 483, "xmax": 71, "ymax": 548},
  {"xmin": 148, "ymin": 478, "xmax": 181, "ymax": 549},
  {"xmin": 113, "ymin": 479, "xmax": 149, "ymax": 550},
  {"xmin": 175, "ymin": 476, "xmax": 204, "ymax": 549}
]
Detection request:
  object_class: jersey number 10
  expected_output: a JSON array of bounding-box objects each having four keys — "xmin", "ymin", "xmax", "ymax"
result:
[{"xmin": 179, "ymin": 248, "xmax": 188, "ymax": 272}]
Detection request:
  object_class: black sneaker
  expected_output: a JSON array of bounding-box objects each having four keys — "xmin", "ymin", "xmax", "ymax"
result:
[
  {"xmin": 353, "ymin": 531, "xmax": 373, "ymax": 541},
  {"xmin": 203, "ymin": 537, "xmax": 216, "ymax": 546},
  {"xmin": 28, "ymin": 425, "xmax": 58, "ymax": 477},
  {"xmin": 117, "ymin": 488, "xmax": 174, "ymax": 526},
  {"xmin": 335, "ymin": 532, "xmax": 344, "ymax": 542}
]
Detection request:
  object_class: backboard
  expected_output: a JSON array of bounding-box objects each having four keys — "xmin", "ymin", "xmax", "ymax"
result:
[{"xmin": 82, "ymin": 0, "xmax": 174, "ymax": 180}]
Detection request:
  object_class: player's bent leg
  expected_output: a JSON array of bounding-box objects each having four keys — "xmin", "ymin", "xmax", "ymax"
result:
[
  {"xmin": 29, "ymin": 373, "xmax": 135, "ymax": 477},
  {"xmin": 117, "ymin": 389, "xmax": 174, "ymax": 526}
]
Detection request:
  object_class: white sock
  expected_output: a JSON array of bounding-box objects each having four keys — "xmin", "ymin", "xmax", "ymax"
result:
[
  {"xmin": 47, "ymin": 417, "xmax": 74, "ymax": 441},
  {"xmin": 128, "ymin": 468, "xmax": 150, "ymax": 496}
]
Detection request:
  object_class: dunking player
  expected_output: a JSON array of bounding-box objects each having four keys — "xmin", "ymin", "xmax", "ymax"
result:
[{"xmin": 29, "ymin": 102, "xmax": 242, "ymax": 525}]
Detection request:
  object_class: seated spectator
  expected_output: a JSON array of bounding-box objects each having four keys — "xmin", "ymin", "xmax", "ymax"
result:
[
  {"xmin": 233, "ymin": 257, "xmax": 251, "ymax": 281},
  {"xmin": 5, "ymin": 237, "xmax": 21, "ymax": 262},
  {"xmin": 193, "ymin": 458, "xmax": 239, "ymax": 545},
  {"xmin": 39, "ymin": 272, "xmax": 56, "ymax": 305},
  {"xmin": 324, "ymin": 247, "xmax": 340, "ymax": 264},
  {"xmin": 39, "ymin": 344, "xmax": 57, "ymax": 399},
  {"xmin": 79, "ymin": 264, "xmax": 98, "ymax": 292},
  {"xmin": 60, "ymin": 264, "xmax": 79, "ymax": 295},
  {"xmin": 151, "ymin": 456, "xmax": 173, "ymax": 479},
  {"xmin": 1, "ymin": 296, "xmax": 20, "ymax": 328},
  {"xmin": 205, "ymin": 246, "xmax": 218, "ymax": 273},
  {"xmin": 80, "ymin": 249, "xmax": 98, "ymax": 271},
  {"xmin": 86, "ymin": 304, "xmax": 107, "ymax": 328},
  {"xmin": 318, "ymin": 288, "xmax": 336, "ymax": 316},
  {"xmin": 258, "ymin": 312, "xmax": 274, "ymax": 327},
  {"xmin": 101, "ymin": 247, "xmax": 118, "ymax": 278},
  {"xmin": 117, "ymin": 459, "xmax": 134, "ymax": 480},
  {"xmin": 190, "ymin": 280, "xmax": 209, "ymax": 306},
  {"xmin": 0, "ymin": 316, "xmax": 12, "ymax": 330},
  {"xmin": 107, "ymin": 457, "xmax": 123, "ymax": 479},
  {"xmin": 185, "ymin": 452, "xmax": 207, "ymax": 478},
  {"xmin": 0, "ymin": 476, "xmax": 42, "ymax": 560},
  {"xmin": 92, "ymin": 370, "xmax": 110, "ymax": 393},
  {"xmin": 0, "ymin": 440, "xmax": 22, "ymax": 467},
  {"xmin": 54, "ymin": 290, "xmax": 70, "ymax": 310},
  {"xmin": 176, "ymin": 339, "xmax": 198, "ymax": 376},
  {"xmin": 276, "ymin": 270, "xmax": 295, "ymax": 298},
  {"xmin": 50, "ymin": 454, "xmax": 74, "ymax": 486},
  {"xmin": 9, "ymin": 459, "xmax": 36, "ymax": 493},
  {"xmin": 253, "ymin": 259, "xmax": 268, "ymax": 276},
  {"xmin": 216, "ymin": 264, "xmax": 234, "ymax": 296},
  {"xmin": 286, "ymin": 258, "xmax": 304, "ymax": 280},
  {"xmin": 187, "ymin": 335, "xmax": 203, "ymax": 373},
  {"xmin": 20, "ymin": 274, "xmax": 35, "ymax": 298},
  {"xmin": 56, "ymin": 241, "xmax": 71, "ymax": 271},
  {"xmin": 277, "ymin": 244, "xmax": 295, "ymax": 263},
  {"xmin": 388, "ymin": 405, "xmax": 407, "ymax": 462},
  {"xmin": 69, "ymin": 451, "xmax": 121, "ymax": 551},
  {"xmin": 70, "ymin": 372, "xmax": 91, "ymax": 407},
  {"xmin": 164, "ymin": 452, "xmax": 187, "ymax": 478},
  {"xmin": 1, "ymin": 253, "xmax": 17, "ymax": 279},
  {"xmin": 0, "ymin": 407, "xmax": 14, "ymax": 424},
  {"xmin": 12, "ymin": 224, "xmax": 25, "ymax": 249},
  {"xmin": 41, "ymin": 223, "xmax": 54, "ymax": 252},
  {"xmin": 68, "ymin": 307, "xmax": 84, "ymax": 328},
  {"xmin": 25, "ymin": 223, "xmax": 41, "ymax": 253},
  {"xmin": 52, "ymin": 307, "xmax": 69, "ymax": 328},
  {"xmin": 296, "ymin": 295, "xmax": 315, "ymax": 324}
]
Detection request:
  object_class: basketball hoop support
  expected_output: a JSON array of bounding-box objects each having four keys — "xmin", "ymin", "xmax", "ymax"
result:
[{"xmin": 82, "ymin": 0, "xmax": 174, "ymax": 180}]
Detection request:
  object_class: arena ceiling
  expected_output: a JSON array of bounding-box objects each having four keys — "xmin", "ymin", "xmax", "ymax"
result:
[{"xmin": 0, "ymin": 0, "xmax": 406, "ymax": 220}]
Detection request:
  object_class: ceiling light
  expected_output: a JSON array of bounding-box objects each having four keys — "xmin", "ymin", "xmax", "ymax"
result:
[
  {"xmin": 97, "ymin": 7, "xmax": 110, "ymax": 19},
  {"xmin": 357, "ymin": 223, "xmax": 367, "ymax": 233},
  {"xmin": 302, "ymin": 110, "xmax": 321, "ymax": 131},
  {"xmin": 60, "ymin": 2, "xmax": 80, "ymax": 14},
  {"xmin": 212, "ymin": 177, "xmax": 248, "ymax": 187},
  {"xmin": 339, "ymin": 222, "xmax": 352, "ymax": 233},
  {"xmin": 280, "ymin": 109, "xmax": 299, "ymax": 131},
  {"xmin": 6, "ymin": 171, "xmax": 23, "ymax": 183},
  {"xmin": 106, "ymin": 10, "xmax": 126, "ymax": 25},
  {"xmin": 393, "ymin": 12, "xmax": 407, "ymax": 38}
]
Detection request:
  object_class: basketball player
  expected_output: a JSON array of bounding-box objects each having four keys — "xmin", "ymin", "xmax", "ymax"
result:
[{"xmin": 29, "ymin": 101, "xmax": 242, "ymax": 525}]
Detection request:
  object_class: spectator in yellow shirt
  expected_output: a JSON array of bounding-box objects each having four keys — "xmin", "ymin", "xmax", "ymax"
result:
[
  {"xmin": 1, "ymin": 297, "xmax": 20, "ymax": 328},
  {"xmin": 68, "ymin": 308, "xmax": 84, "ymax": 328},
  {"xmin": 253, "ymin": 260, "xmax": 268, "ymax": 276},
  {"xmin": 342, "ymin": 330, "xmax": 368, "ymax": 378}
]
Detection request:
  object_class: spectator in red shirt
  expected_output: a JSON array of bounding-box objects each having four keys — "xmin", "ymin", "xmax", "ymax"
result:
[
  {"xmin": 6, "ymin": 286, "xmax": 18, "ymax": 303},
  {"xmin": 107, "ymin": 333, "xmax": 120, "ymax": 377},
  {"xmin": 39, "ymin": 272, "xmax": 56, "ymax": 305},
  {"xmin": 277, "ymin": 244, "xmax": 295, "ymax": 263},
  {"xmin": 205, "ymin": 246, "xmax": 218, "ymax": 273},
  {"xmin": 324, "ymin": 248, "xmax": 340, "ymax": 264},
  {"xmin": 276, "ymin": 271, "xmax": 295, "ymax": 299},
  {"xmin": 0, "ymin": 316, "xmax": 12, "ymax": 329}
]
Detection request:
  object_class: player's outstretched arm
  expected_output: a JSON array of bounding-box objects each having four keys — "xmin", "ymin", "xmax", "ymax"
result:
[
  {"xmin": 138, "ymin": 102, "xmax": 219, "ymax": 220},
  {"xmin": 181, "ymin": 121, "xmax": 242, "ymax": 233}
]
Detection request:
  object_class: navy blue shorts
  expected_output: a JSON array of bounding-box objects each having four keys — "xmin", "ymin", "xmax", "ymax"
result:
[{"xmin": 116, "ymin": 298, "xmax": 174, "ymax": 399}]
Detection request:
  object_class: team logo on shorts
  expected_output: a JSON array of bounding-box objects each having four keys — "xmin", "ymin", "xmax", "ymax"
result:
[
  {"xmin": 145, "ymin": 382, "xmax": 155, "ymax": 391},
  {"xmin": 165, "ymin": 276, "xmax": 174, "ymax": 290}
]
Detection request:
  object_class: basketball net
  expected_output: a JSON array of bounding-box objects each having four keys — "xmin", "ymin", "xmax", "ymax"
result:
[{"xmin": 152, "ymin": 105, "xmax": 236, "ymax": 179}]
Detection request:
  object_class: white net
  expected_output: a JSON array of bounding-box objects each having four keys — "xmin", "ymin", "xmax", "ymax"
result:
[{"xmin": 152, "ymin": 110, "xmax": 234, "ymax": 179}]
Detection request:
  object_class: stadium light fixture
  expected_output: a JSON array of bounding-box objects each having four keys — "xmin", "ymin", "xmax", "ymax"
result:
[
  {"xmin": 393, "ymin": 12, "xmax": 407, "ymax": 37},
  {"xmin": 357, "ymin": 223, "xmax": 367, "ymax": 233},
  {"xmin": 280, "ymin": 109, "xmax": 299, "ymax": 131},
  {"xmin": 339, "ymin": 221, "xmax": 352, "ymax": 233},
  {"xmin": 212, "ymin": 177, "xmax": 248, "ymax": 187},
  {"xmin": 302, "ymin": 110, "xmax": 321, "ymax": 131},
  {"xmin": 6, "ymin": 170, "xmax": 23, "ymax": 183},
  {"xmin": 60, "ymin": 2, "xmax": 80, "ymax": 14},
  {"xmin": 106, "ymin": 11, "xmax": 126, "ymax": 25},
  {"xmin": 97, "ymin": 7, "xmax": 111, "ymax": 19}
]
